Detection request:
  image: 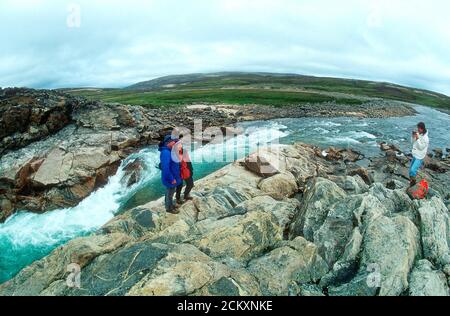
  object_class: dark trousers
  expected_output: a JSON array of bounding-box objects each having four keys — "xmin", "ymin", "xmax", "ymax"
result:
[
  {"xmin": 165, "ymin": 187, "xmax": 176, "ymax": 211},
  {"xmin": 176, "ymin": 177, "xmax": 194, "ymax": 200}
]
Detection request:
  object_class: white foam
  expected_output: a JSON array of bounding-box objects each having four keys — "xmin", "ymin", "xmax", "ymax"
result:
[
  {"xmin": 0, "ymin": 149, "xmax": 160, "ymax": 249},
  {"xmin": 318, "ymin": 121, "xmax": 342, "ymax": 127},
  {"xmin": 313, "ymin": 127, "xmax": 331, "ymax": 135},
  {"xmin": 0, "ymin": 123, "xmax": 289, "ymax": 251},
  {"xmin": 327, "ymin": 136, "xmax": 362, "ymax": 145},
  {"xmin": 191, "ymin": 123, "xmax": 289, "ymax": 164},
  {"xmin": 349, "ymin": 131, "xmax": 377, "ymax": 139}
]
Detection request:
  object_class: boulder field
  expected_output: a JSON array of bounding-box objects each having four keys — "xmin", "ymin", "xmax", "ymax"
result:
[{"xmin": 1, "ymin": 142, "xmax": 448, "ymax": 296}]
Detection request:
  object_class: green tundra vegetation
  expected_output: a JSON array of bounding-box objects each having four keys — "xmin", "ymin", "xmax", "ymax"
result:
[{"xmin": 64, "ymin": 72, "xmax": 450, "ymax": 109}]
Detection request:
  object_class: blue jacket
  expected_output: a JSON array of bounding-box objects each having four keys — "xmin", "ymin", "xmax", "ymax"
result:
[{"xmin": 159, "ymin": 136, "xmax": 182, "ymax": 188}]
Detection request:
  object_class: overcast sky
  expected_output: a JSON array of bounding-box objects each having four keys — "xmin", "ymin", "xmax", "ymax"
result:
[{"xmin": 1, "ymin": 0, "xmax": 449, "ymax": 94}]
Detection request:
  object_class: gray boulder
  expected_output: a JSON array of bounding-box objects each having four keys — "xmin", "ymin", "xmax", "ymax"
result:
[
  {"xmin": 247, "ymin": 237, "xmax": 329, "ymax": 296},
  {"xmin": 418, "ymin": 197, "xmax": 450, "ymax": 267},
  {"xmin": 0, "ymin": 233, "xmax": 131, "ymax": 296},
  {"xmin": 193, "ymin": 211, "xmax": 282, "ymax": 262},
  {"xmin": 409, "ymin": 260, "xmax": 449, "ymax": 296},
  {"xmin": 257, "ymin": 172, "xmax": 298, "ymax": 201},
  {"xmin": 360, "ymin": 215, "xmax": 420, "ymax": 296},
  {"xmin": 127, "ymin": 244, "xmax": 261, "ymax": 296},
  {"xmin": 290, "ymin": 178, "xmax": 347, "ymax": 241}
]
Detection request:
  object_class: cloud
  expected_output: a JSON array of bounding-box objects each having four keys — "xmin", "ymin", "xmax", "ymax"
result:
[{"xmin": 0, "ymin": 0, "xmax": 449, "ymax": 95}]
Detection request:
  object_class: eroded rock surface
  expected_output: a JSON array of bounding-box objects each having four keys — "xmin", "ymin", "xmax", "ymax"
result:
[{"xmin": 1, "ymin": 142, "xmax": 449, "ymax": 297}]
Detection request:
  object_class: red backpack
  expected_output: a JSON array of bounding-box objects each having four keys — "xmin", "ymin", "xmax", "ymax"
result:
[
  {"xmin": 178, "ymin": 145, "xmax": 191, "ymax": 180},
  {"xmin": 408, "ymin": 179, "xmax": 429, "ymax": 200},
  {"xmin": 181, "ymin": 160, "xmax": 191, "ymax": 180}
]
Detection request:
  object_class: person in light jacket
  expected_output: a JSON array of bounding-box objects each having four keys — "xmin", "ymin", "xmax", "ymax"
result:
[{"xmin": 410, "ymin": 122, "xmax": 429, "ymax": 187}]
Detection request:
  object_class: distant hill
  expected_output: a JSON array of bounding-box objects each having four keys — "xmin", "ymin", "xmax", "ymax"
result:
[
  {"xmin": 126, "ymin": 72, "xmax": 307, "ymax": 90},
  {"xmin": 66, "ymin": 72, "xmax": 450, "ymax": 110}
]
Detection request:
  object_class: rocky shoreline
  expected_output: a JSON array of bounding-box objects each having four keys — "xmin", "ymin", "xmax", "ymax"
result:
[
  {"xmin": 0, "ymin": 141, "xmax": 448, "ymax": 296},
  {"xmin": 0, "ymin": 88, "xmax": 417, "ymax": 222}
]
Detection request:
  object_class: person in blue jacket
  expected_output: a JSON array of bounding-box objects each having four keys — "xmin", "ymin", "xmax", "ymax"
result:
[{"xmin": 159, "ymin": 135, "xmax": 182, "ymax": 213}]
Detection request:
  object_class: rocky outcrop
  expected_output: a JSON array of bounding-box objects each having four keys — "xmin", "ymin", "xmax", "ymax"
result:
[
  {"xmin": 0, "ymin": 126, "xmax": 132, "ymax": 220},
  {"xmin": 359, "ymin": 215, "xmax": 420, "ymax": 296},
  {"xmin": 408, "ymin": 260, "xmax": 449, "ymax": 296},
  {"xmin": 258, "ymin": 172, "xmax": 298, "ymax": 200},
  {"xmin": 0, "ymin": 89, "xmax": 243, "ymax": 221},
  {"xmin": 0, "ymin": 88, "xmax": 76, "ymax": 155},
  {"xmin": 418, "ymin": 198, "xmax": 450, "ymax": 267},
  {"xmin": 0, "ymin": 233, "xmax": 131, "ymax": 296},
  {"xmin": 1, "ymin": 142, "xmax": 449, "ymax": 297},
  {"xmin": 247, "ymin": 237, "xmax": 329, "ymax": 296}
]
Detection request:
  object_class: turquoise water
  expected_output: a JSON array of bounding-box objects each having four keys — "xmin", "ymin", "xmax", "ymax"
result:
[{"xmin": 0, "ymin": 105, "xmax": 449, "ymax": 284}]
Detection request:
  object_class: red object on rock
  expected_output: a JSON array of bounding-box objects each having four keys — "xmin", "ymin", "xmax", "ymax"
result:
[
  {"xmin": 408, "ymin": 179, "xmax": 429, "ymax": 200},
  {"xmin": 181, "ymin": 160, "xmax": 191, "ymax": 180}
]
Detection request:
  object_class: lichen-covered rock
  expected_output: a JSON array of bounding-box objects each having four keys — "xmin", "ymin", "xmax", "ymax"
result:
[
  {"xmin": 282, "ymin": 144, "xmax": 322, "ymax": 188},
  {"xmin": 327, "ymin": 272, "xmax": 378, "ymax": 296},
  {"xmin": 194, "ymin": 185, "xmax": 255, "ymax": 221},
  {"xmin": 348, "ymin": 167, "xmax": 373, "ymax": 185},
  {"xmin": 257, "ymin": 172, "xmax": 298, "ymax": 200},
  {"xmin": 319, "ymin": 225, "xmax": 364, "ymax": 288},
  {"xmin": 326, "ymin": 211, "xmax": 421, "ymax": 296},
  {"xmin": 247, "ymin": 237, "xmax": 328, "ymax": 296},
  {"xmin": 418, "ymin": 197, "xmax": 450, "ymax": 267},
  {"xmin": 298, "ymin": 284, "xmax": 325, "ymax": 296},
  {"xmin": 327, "ymin": 175, "xmax": 369, "ymax": 194},
  {"xmin": 290, "ymin": 178, "xmax": 347, "ymax": 241},
  {"xmin": 233, "ymin": 196, "xmax": 300, "ymax": 232},
  {"xmin": 409, "ymin": 260, "xmax": 449, "ymax": 296},
  {"xmin": 126, "ymin": 244, "xmax": 254, "ymax": 296},
  {"xmin": 368, "ymin": 184, "xmax": 416, "ymax": 216},
  {"xmin": 194, "ymin": 271, "xmax": 262, "ymax": 296},
  {"xmin": 2, "ymin": 141, "xmax": 449, "ymax": 297},
  {"xmin": 193, "ymin": 211, "xmax": 282, "ymax": 262},
  {"xmin": 101, "ymin": 206, "xmax": 164, "ymax": 239},
  {"xmin": 0, "ymin": 233, "xmax": 131, "ymax": 296},
  {"xmin": 244, "ymin": 149, "xmax": 285, "ymax": 177},
  {"xmin": 312, "ymin": 194, "xmax": 362, "ymax": 269},
  {"xmin": 360, "ymin": 215, "xmax": 420, "ymax": 296},
  {"xmin": 314, "ymin": 216, "xmax": 355, "ymax": 269},
  {"xmin": 67, "ymin": 241, "xmax": 170, "ymax": 296}
]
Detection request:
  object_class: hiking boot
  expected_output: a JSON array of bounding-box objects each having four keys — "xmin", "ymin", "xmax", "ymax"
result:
[
  {"xmin": 184, "ymin": 195, "xmax": 194, "ymax": 201},
  {"xmin": 166, "ymin": 207, "xmax": 179, "ymax": 215},
  {"xmin": 176, "ymin": 199, "xmax": 184, "ymax": 207},
  {"xmin": 409, "ymin": 177, "xmax": 417, "ymax": 187}
]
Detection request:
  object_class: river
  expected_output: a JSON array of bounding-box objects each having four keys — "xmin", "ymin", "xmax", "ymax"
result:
[{"xmin": 0, "ymin": 105, "xmax": 449, "ymax": 283}]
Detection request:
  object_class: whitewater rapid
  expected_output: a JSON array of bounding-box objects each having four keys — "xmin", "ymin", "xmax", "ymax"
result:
[{"xmin": 0, "ymin": 123, "xmax": 288, "ymax": 282}]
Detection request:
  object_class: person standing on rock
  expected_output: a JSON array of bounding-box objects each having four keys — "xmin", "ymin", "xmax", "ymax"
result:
[
  {"xmin": 410, "ymin": 122, "xmax": 430, "ymax": 186},
  {"xmin": 176, "ymin": 135, "xmax": 195, "ymax": 206},
  {"xmin": 159, "ymin": 135, "xmax": 182, "ymax": 214}
]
